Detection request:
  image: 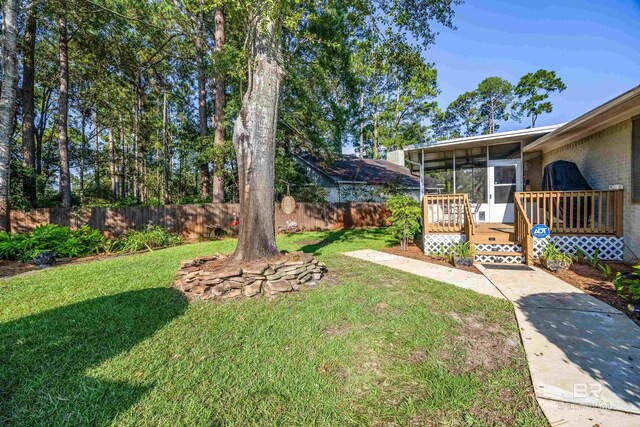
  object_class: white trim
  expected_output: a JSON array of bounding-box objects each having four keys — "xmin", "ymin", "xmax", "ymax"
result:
[{"xmin": 405, "ymin": 124, "xmax": 564, "ymax": 153}]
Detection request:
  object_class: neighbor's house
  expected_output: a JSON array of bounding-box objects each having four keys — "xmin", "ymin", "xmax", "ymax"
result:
[
  {"xmin": 295, "ymin": 154, "xmax": 420, "ymax": 203},
  {"xmin": 397, "ymin": 84, "xmax": 640, "ymax": 263}
]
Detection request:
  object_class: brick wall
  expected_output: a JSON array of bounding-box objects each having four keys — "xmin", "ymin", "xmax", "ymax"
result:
[{"xmin": 542, "ymin": 120, "xmax": 640, "ymax": 261}]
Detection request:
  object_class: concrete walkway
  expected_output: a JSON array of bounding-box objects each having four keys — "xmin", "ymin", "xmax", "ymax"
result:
[
  {"xmin": 478, "ymin": 264, "xmax": 640, "ymax": 426},
  {"xmin": 343, "ymin": 249, "xmax": 504, "ymax": 299},
  {"xmin": 343, "ymin": 249, "xmax": 640, "ymax": 426}
]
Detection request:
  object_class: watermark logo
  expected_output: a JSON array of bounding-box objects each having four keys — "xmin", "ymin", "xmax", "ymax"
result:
[{"xmin": 573, "ymin": 383, "xmax": 602, "ymax": 399}]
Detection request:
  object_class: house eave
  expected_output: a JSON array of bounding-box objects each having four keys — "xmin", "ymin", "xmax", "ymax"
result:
[
  {"xmin": 404, "ymin": 124, "xmax": 564, "ymax": 154},
  {"xmin": 522, "ymin": 84, "xmax": 640, "ymax": 154}
]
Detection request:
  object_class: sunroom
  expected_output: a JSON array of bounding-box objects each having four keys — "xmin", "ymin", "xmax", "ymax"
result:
[{"xmin": 401, "ymin": 124, "xmax": 625, "ymax": 264}]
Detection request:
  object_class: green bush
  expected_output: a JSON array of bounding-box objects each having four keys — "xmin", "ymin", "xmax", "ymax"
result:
[
  {"xmin": 0, "ymin": 225, "xmax": 104, "ymax": 262},
  {"xmin": 451, "ymin": 241, "xmax": 473, "ymax": 258},
  {"xmin": 1, "ymin": 224, "xmax": 183, "ymax": 262},
  {"xmin": 613, "ymin": 266, "xmax": 640, "ymax": 303},
  {"xmin": 109, "ymin": 224, "xmax": 183, "ymax": 253},
  {"xmin": 387, "ymin": 196, "xmax": 421, "ymax": 250},
  {"xmin": 542, "ymin": 242, "xmax": 572, "ymax": 267}
]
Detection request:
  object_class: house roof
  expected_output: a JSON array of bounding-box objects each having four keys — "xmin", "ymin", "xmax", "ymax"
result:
[
  {"xmin": 404, "ymin": 123, "xmax": 564, "ymax": 153},
  {"xmin": 296, "ymin": 154, "xmax": 420, "ymax": 188},
  {"xmin": 523, "ymin": 84, "xmax": 640, "ymax": 153}
]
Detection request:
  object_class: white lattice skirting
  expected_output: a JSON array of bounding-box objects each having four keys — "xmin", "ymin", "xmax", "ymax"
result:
[
  {"xmin": 423, "ymin": 234, "xmax": 465, "ymax": 255},
  {"xmin": 475, "ymin": 254, "xmax": 525, "ymax": 264},
  {"xmin": 474, "ymin": 243, "xmax": 522, "ymax": 253},
  {"xmin": 533, "ymin": 236, "xmax": 624, "ymax": 260}
]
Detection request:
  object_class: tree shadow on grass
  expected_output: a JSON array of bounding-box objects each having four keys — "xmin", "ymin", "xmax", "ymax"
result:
[
  {"xmin": 298, "ymin": 228, "xmax": 394, "ymax": 255},
  {"xmin": 0, "ymin": 288, "xmax": 187, "ymax": 426}
]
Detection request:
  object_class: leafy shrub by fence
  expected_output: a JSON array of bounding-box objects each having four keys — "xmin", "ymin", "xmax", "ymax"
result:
[{"xmin": 10, "ymin": 202, "xmax": 389, "ymax": 239}]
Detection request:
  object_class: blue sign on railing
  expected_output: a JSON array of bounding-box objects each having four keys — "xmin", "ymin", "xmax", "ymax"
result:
[{"xmin": 531, "ymin": 224, "xmax": 550, "ymax": 239}]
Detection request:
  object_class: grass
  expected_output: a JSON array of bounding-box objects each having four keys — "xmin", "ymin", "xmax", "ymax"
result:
[{"xmin": 0, "ymin": 229, "xmax": 546, "ymax": 426}]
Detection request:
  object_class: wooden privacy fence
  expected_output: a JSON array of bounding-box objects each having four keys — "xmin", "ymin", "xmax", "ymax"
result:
[
  {"xmin": 10, "ymin": 202, "xmax": 390, "ymax": 239},
  {"xmin": 515, "ymin": 190, "xmax": 623, "ymax": 237}
]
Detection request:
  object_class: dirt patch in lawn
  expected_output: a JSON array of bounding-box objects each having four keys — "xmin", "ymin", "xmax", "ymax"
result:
[
  {"xmin": 382, "ymin": 243, "xmax": 481, "ymax": 275},
  {"xmin": 323, "ymin": 325, "xmax": 351, "ymax": 336},
  {"xmin": 293, "ymin": 239, "xmax": 322, "ymax": 246},
  {"xmin": 540, "ymin": 261, "xmax": 640, "ymax": 326},
  {"xmin": 443, "ymin": 313, "xmax": 520, "ymax": 375}
]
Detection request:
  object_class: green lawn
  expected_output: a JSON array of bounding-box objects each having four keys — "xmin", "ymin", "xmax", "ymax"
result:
[{"xmin": 0, "ymin": 229, "xmax": 545, "ymax": 426}]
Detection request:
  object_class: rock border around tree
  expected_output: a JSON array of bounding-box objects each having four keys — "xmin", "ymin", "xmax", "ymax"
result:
[{"xmin": 173, "ymin": 251, "xmax": 327, "ymax": 301}]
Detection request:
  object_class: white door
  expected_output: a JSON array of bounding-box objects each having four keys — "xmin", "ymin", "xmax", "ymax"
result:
[{"xmin": 488, "ymin": 160, "xmax": 522, "ymax": 223}]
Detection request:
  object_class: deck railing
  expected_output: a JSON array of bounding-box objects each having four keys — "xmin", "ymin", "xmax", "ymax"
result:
[
  {"xmin": 515, "ymin": 190, "xmax": 623, "ymax": 237},
  {"xmin": 423, "ymin": 194, "xmax": 474, "ymax": 243},
  {"xmin": 514, "ymin": 196, "xmax": 533, "ymax": 265}
]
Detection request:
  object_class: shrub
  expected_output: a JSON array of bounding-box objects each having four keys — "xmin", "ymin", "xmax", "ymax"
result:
[
  {"xmin": 387, "ymin": 196, "xmax": 421, "ymax": 250},
  {"xmin": 0, "ymin": 224, "xmax": 104, "ymax": 262},
  {"xmin": 111, "ymin": 224, "xmax": 183, "ymax": 253},
  {"xmin": 542, "ymin": 242, "xmax": 572, "ymax": 267},
  {"xmin": 451, "ymin": 241, "xmax": 473, "ymax": 258},
  {"xmin": 613, "ymin": 266, "xmax": 640, "ymax": 303}
]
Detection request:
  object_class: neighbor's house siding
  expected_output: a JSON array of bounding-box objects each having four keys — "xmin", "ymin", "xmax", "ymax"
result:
[
  {"xmin": 542, "ymin": 120, "xmax": 640, "ymax": 261},
  {"xmin": 325, "ymin": 184, "xmax": 419, "ymax": 203}
]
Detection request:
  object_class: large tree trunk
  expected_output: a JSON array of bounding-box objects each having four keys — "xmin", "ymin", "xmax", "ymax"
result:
[
  {"xmin": 212, "ymin": 7, "xmax": 226, "ymax": 203},
  {"xmin": 21, "ymin": 1, "xmax": 37, "ymax": 206},
  {"xmin": 0, "ymin": 0, "xmax": 18, "ymax": 230},
  {"xmin": 196, "ymin": 13, "xmax": 210, "ymax": 200},
  {"xmin": 231, "ymin": 16, "xmax": 283, "ymax": 262},
  {"xmin": 57, "ymin": 10, "xmax": 72, "ymax": 210}
]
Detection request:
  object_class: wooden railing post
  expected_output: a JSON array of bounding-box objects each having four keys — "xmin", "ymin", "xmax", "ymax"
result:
[{"xmin": 614, "ymin": 189, "xmax": 624, "ymax": 237}]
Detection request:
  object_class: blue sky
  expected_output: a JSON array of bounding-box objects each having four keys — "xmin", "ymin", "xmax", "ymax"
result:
[{"xmin": 427, "ymin": 0, "xmax": 640, "ymax": 130}]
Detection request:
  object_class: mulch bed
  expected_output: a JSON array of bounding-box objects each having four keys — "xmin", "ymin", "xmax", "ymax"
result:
[
  {"xmin": 0, "ymin": 260, "xmax": 36, "ymax": 279},
  {"xmin": 383, "ymin": 243, "xmax": 481, "ymax": 275},
  {"xmin": 539, "ymin": 260, "xmax": 640, "ymax": 326},
  {"xmin": 0, "ymin": 250, "xmax": 151, "ymax": 280}
]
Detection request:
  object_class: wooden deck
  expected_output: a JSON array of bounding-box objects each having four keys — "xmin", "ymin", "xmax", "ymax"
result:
[{"xmin": 474, "ymin": 223, "xmax": 515, "ymax": 243}]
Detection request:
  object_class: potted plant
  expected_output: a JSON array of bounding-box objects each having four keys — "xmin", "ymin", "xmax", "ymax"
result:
[
  {"xmin": 451, "ymin": 241, "xmax": 474, "ymax": 267},
  {"xmin": 540, "ymin": 242, "xmax": 572, "ymax": 272}
]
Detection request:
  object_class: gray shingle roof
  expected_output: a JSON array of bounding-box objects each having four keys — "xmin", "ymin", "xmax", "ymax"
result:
[{"xmin": 298, "ymin": 154, "xmax": 419, "ymax": 188}]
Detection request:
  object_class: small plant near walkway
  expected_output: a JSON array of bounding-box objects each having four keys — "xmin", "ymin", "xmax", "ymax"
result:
[
  {"xmin": 387, "ymin": 195, "xmax": 421, "ymax": 250},
  {"xmin": 540, "ymin": 242, "xmax": 572, "ymax": 272},
  {"xmin": 451, "ymin": 241, "xmax": 474, "ymax": 267},
  {"xmin": 613, "ymin": 266, "xmax": 640, "ymax": 305}
]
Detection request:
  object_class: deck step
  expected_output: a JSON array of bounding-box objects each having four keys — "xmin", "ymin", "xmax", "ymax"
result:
[{"xmin": 474, "ymin": 251, "xmax": 523, "ymax": 257}]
